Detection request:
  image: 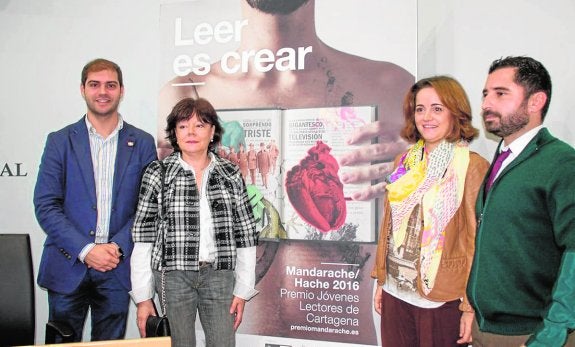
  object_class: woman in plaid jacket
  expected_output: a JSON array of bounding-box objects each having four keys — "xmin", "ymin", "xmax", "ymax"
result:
[{"xmin": 130, "ymin": 98, "xmax": 259, "ymax": 347}]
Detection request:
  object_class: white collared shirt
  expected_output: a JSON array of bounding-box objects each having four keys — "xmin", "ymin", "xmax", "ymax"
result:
[
  {"xmin": 177, "ymin": 153, "xmax": 216, "ymax": 263},
  {"xmin": 495, "ymin": 125, "xmax": 543, "ymax": 181}
]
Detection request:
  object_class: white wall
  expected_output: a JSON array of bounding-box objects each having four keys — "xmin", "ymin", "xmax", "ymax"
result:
[
  {"xmin": 1, "ymin": 0, "xmax": 574, "ymax": 344},
  {"xmin": 417, "ymin": 0, "xmax": 575, "ymax": 156},
  {"xmin": 0, "ymin": 0, "xmax": 162, "ymax": 342}
]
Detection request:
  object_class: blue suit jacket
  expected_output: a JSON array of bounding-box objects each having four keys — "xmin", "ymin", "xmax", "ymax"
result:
[{"xmin": 34, "ymin": 117, "xmax": 157, "ymax": 294}]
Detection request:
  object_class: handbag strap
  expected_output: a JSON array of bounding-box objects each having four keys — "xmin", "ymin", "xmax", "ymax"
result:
[{"xmin": 157, "ymin": 160, "xmax": 168, "ymax": 317}]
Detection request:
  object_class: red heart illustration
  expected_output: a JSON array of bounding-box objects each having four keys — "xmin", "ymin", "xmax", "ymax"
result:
[{"xmin": 285, "ymin": 141, "xmax": 346, "ymax": 232}]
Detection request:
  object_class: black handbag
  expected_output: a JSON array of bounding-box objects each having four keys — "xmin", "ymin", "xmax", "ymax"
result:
[
  {"xmin": 145, "ymin": 161, "xmax": 171, "ymax": 338},
  {"xmin": 145, "ymin": 314, "xmax": 170, "ymax": 337}
]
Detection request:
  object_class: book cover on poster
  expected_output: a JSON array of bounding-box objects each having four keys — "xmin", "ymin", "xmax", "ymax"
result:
[{"xmin": 217, "ymin": 105, "xmax": 378, "ymax": 243}]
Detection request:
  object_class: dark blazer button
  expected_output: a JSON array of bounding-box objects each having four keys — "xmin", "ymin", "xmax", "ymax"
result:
[{"xmin": 89, "ymin": 230, "xmax": 95, "ymax": 236}]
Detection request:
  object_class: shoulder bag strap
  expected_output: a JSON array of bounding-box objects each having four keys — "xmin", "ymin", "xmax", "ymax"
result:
[{"xmin": 157, "ymin": 160, "xmax": 168, "ymax": 317}]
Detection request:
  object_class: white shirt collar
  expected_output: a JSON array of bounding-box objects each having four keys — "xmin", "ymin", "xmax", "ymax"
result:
[
  {"xmin": 177, "ymin": 152, "xmax": 215, "ymax": 173},
  {"xmin": 85, "ymin": 114, "xmax": 124, "ymax": 139},
  {"xmin": 500, "ymin": 125, "xmax": 543, "ymax": 155}
]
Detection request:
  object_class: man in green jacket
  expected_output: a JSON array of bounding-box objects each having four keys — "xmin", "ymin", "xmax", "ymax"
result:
[{"xmin": 467, "ymin": 56, "xmax": 575, "ymax": 346}]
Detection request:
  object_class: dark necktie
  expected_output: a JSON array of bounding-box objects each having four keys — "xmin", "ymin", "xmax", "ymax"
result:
[{"xmin": 485, "ymin": 149, "xmax": 511, "ymax": 192}]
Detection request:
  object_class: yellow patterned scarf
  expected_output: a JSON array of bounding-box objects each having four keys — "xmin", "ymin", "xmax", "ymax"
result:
[{"xmin": 386, "ymin": 139, "xmax": 469, "ymax": 294}]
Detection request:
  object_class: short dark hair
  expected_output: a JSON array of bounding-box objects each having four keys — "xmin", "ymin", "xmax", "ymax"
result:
[
  {"xmin": 81, "ymin": 58, "xmax": 123, "ymax": 87},
  {"xmin": 489, "ymin": 56, "xmax": 552, "ymax": 120},
  {"xmin": 165, "ymin": 98, "xmax": 223, "ymax": 153},
  {"xmin": 401, "ymin": 75, "xmax": 479, "ymax": 143}
]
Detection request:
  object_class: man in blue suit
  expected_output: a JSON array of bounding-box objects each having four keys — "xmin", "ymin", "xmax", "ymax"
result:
[{"xmin": 34, "ymin": 58, "xmax": 157, "ymax": 341}]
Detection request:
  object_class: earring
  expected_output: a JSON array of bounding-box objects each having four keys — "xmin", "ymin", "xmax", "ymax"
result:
[{"xmin": 210, "ymin": 138, "xmax": 213, "ymax": 142}]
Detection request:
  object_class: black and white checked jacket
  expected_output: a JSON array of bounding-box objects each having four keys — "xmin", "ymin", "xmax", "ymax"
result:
[{"xmin": 132, "ymin": 152, "xmax": 258, "ymax": 271}]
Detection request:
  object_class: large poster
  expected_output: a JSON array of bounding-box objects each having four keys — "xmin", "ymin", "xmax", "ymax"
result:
[{"xmin": 158, "ymin": 0, "xmax": 416, "ymax": 345}]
